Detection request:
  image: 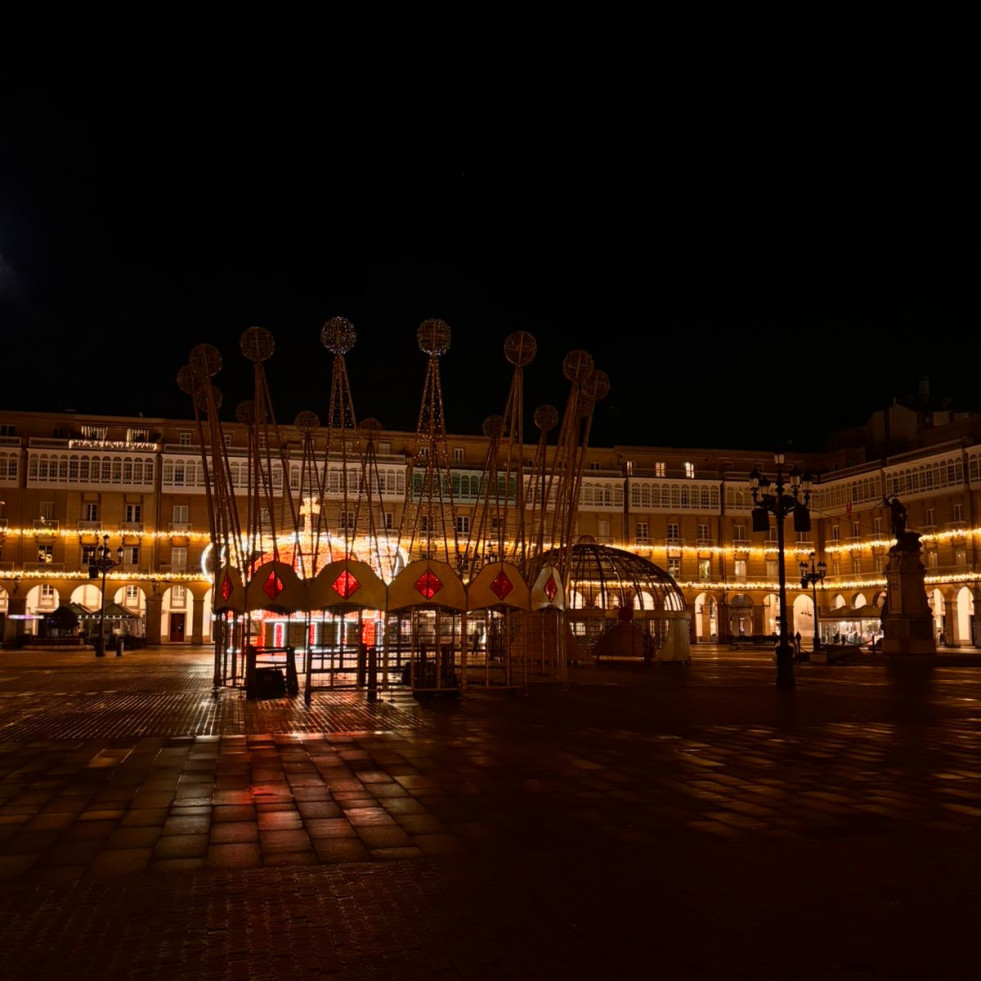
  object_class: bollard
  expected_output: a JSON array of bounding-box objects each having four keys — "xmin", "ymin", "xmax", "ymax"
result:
[
  {"xmin": 367, "ymin": 645, "xmax": 378, "ymax": 701},
  {"xmin": 115, "ymin": 636, "xmax": 124, "ymax": 657}
]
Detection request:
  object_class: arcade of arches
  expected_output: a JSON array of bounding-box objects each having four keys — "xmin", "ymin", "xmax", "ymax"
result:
[
  {"xmin": 0, "ymin": 577, "xmax": 214, "ymax": 646},
  {"xmin": 692, "ymin": 586, "xmax": 978, "ymax": 648}
]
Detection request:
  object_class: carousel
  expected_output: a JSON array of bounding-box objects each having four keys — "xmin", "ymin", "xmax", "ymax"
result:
[{"xmin": 177, "ymin": 318, "xmax": 690, "ymax": 701}]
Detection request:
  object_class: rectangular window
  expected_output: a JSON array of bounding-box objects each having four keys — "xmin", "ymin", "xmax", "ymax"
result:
[
  {"xmin": 38, "ymin": 544, "xmax": 54, "ymax": 562},
  {"xmin": 955, "ymin": 547, "xmax": 967, "ymax": 566},
  {"xmin": 832, "ymin": 525, "xmax": 840, "ymax": 542},
  {"xmin": 732, "ymin": 523, "xmax": 746, "ymax": 542},
  {"xmin": 385, "ymin": 511, "xmax": 394, "ymax": 530},
  {"xmin": 852, "ymin": 522, "xmax": 861, "ymax": 538},
  {"xmin": 340, "ymin": 511, "xmax": 356, "ymax": 530},
  {"xmin": 456, "ymin": 515, "xmax": 470, "ymax": 535},
  {"xmin": 684, "ymin": 462, "xmax": 695, "ymax": 479},
  {"xmin": 655, "ymin": 462, "xmax": 666, "ymax": 477},
  {"xmin": 171, "ymin": 584, "xmax": 186, "ymax": 608},
  {"xmin": 81, "ymin": 544, "xmax": 97, "ymax": 564},
  {"xmin": 40, "ymin": 501, "xmax": 54, "ymax": 520},
  {"xmin": 173, "ymin": 505, "xmax": 189, "ymax": 523},
  {"xmin": 697, "ymin": 523, "xmax": 709, "ymax": 542},
  {"xmin": 171, "ymin": 547, "xmax": 187, "ymax": 571},
  {"xmin": 83, "ymin": 502, "xmax": 99, "ymax": 521},
  {"xmin": 925, "ymin": 507, "xmax": 935, "ymax": 526},
  {"xmin": 179, "ymin": 432, "xmax": 192, "ymax": 445},
  {"xmin": 667, "ymin": 522, "xmax": 680, "ymax": 542},
  {"xmin": 125, "ymin": 504, "xmax": 142, "ymax": 523},
  {"xmin": 697, "ymin": 558, "xmax": 711, "ymax": 579},
  {"xmin": 125, "ymin": 584, "xmax": 140, "ymax": 602},
  {"xmin": 852, "ymin": 553, "xmax": 861, "ymax": 574},
  {"xmin": 766, "ymin": 558, "xmax": 778, "ymax": 579},
  {"xmin": 597, "ymin": 518, "xmax": 610, "ymax": 539},
  {"xmin": 668, "ymin": 557, "xmax": 680, "ymax": 577},
  {"xmin": 926, "ymin": 550, "xmax": 938, "ymax": 569},
  {"xmin": 126, "ymin": 546, "xmax": 140, "ymax": 566},
  {"xmin": 873, "ymin": 517, "xmax": 882, "ymax": 536},
  {"xmin": 452, "ymin": 448, "xmax": 464, "ymax": 463},
  {"xmin": 953, "ymin": 503, "xmax": 964, "ymax": 522},
  {"xmin": 636, "ymin": 521, "xmax": 649, "ymax": 543},
  {"xmin": 733, "ymin": 558, "xmax": 747, "ymax": 578}
]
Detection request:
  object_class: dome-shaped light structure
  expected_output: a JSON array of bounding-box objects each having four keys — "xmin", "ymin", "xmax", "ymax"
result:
[{"xmin": 544, "ymin": 540, "xmax": 690, "ymax": 663}]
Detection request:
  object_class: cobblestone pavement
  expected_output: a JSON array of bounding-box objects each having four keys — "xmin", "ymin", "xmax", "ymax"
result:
[{"xmin": 1, "ymin": 646, "xmax": 980, "ymax": 979}]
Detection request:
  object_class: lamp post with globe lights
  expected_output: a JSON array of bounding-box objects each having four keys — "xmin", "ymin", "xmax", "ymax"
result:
[
  {"xmin": 799, "ymin": 551, "xmax": 826, "ymax": 657},
  {"xmin": 89, "ymin": 534, "xmax": 124, "ymax": 657},
  {"xmin": 749, "ymin": 453, "xmax": 813, "ymax": 689}
]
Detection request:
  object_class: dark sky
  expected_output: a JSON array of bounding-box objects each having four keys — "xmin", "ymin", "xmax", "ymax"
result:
[{"xmin": 2, "ymin": 30, "xmax": 979, "ymax": 451}]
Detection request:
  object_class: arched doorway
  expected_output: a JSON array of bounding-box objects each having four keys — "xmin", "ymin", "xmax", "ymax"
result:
[
  {"xmin": 729, "ymin": 594, "xmax": 753, "ymax": 638},
  {"xmin": 162, "ymin": 585, "xmax": 195, "ymax": 643},
  {"xmin": 692, "ymin": 592, "xmax": 719, "ymax": 642}
]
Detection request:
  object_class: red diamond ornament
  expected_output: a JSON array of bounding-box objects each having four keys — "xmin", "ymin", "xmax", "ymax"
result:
[
  {"xmin": 414, "ymin": 570, "xmax": 443, "ymax": 599},
  {"xmin": 331, "ymin": 570, "xmax": 361, "ymax": 599},
  {"xmin": 220, "ymin": 573, "xmax": 233, "ymax": 601},
  {"xmin": 543, "ymin": 573, "xmax": 557, "ymax": 602},
  {"xmin": 490, "ymin": 570, "xmax": 513, "ymax": 601},
  {"xmin": 263, "ymin": 569, "xmax": 284, "ymax": 600}
]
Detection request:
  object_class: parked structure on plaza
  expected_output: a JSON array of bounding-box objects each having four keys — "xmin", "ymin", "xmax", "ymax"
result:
[{"xmin": 1, "ymin": 330, "xmax": 979, "ymax": 680}]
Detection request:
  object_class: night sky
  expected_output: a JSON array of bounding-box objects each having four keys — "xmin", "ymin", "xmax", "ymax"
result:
[{"xmin": 2, "ymin": 30, "xmax": 979, "ymax": 452}]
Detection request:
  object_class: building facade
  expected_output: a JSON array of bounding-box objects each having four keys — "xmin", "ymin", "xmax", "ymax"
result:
[{"xmin": 1, "ymin": 404, "xmax": 979, "ymax": 649}]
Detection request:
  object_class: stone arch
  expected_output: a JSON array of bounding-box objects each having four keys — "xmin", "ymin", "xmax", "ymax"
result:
[
  {"xmin": 692, "ymin": 590, "xmax": 722, "ymax": 642},
  {"xmin": 161, "ymin": 583, "xmax": 195, "ymax": 644},
  {"xmin": 792, "ymin": 592, "xmax": 814, "ymax": 646},
  {"xmin": 728, "ymin": 592, "xmax": 754, "ymax": 638},
  {"xmin": 954, "ymin": 586, "xmax": 978, "ymax": 647},
  {"xmin": 927, "ymin": 587, "xmax": 946, "ymax": 644}
]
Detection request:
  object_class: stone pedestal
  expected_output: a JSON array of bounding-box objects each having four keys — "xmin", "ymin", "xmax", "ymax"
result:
[{"xmin": 880, "ymin": 532, "xmax": 936, "ymax": 655}]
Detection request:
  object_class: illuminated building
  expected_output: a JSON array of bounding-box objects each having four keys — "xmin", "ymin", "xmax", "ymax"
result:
[{"xmin": 1, "ymin": 393, "xmax": 979, "ymax": 654}]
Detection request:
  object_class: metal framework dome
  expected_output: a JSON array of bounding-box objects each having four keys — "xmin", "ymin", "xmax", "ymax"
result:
[
  {"xmin": 544, "ymin": 539, "xmax": 690, "ymax": 662},
  {"xmin": 554, "ymin": 540, "xmax": 687, "ymax": 612}
]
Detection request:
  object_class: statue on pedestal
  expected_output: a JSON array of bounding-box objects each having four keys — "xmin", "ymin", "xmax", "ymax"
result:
[
  {"xmin": 884, "ymin": 495, "xmax": 919, "ymax": 553},
  {"xmin": 880, "ymin": 494, "xmax": 935, "ymax": 653}
]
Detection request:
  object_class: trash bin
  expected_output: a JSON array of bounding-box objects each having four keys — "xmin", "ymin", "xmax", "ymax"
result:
[{"xmin": 115, "ymin": 636, "xmax": 124, "ymax": 657}]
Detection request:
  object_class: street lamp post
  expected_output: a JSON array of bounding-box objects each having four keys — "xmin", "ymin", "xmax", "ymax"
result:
[
  {"xmin": 89, "ymin": 534, "xmax": 124, "ymax": 657},
  {"xmin": 799, "ymin": 551, "xmax": 826, "ymax": 657},
  {"xmin": 749, "ymin": 453, "xmax": 812, "ymax": 690}
]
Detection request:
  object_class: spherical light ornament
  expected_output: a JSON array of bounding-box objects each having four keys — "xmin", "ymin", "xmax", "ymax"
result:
[
  {"xmin": 235, "ymin": 401, "xmax": 256, "ymax": 426},
  {"xmin": 534, "ymin": 405, "xmax": 559, "ymax": 432},
  {"xmin": 562, "ymin": 350, "xmax": 594, "ymax": 383},
  {"xmin": 504, "ymin": 331, "xmax": 536, "ymax": 367},
  {"xmin": 189, "ymin": 343, "xmax": 222, "ymax": 377},
  {"xmin": 320, "ymin": 316, "xmax": 356, "ymax": 354},
  {"xmin": 581, "ymin": 368, "xmax": 610, "ymax": 403},
  {"xmin": 482, "ymin": 415, "xmax": 504, "ymax": 439},
  {"xmin": 295, "ymin": 411, "xmax": 320, "ymax": 434},
  {"xmin": 417, "ymin": 319, "xmax": 451, "ymax": 356},
  {"xmin": 176, "ymin": 363, "xmax": 208, "ymax": 395},
  {"xmin": 195, "ymin": 384, "xmax": 221, "ymax": 413},
  {"xmin": 240, "ymin": 325, "xmax": 275, "ymax": 363},
  {"xmin": 359, "ymin": 417, "xmax": 382, "ymax": 436}
]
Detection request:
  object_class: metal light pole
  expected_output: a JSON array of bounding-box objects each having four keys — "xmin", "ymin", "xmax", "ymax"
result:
[
  {"xmin": 749, "ymin": 453, "xmax": 812, "ymax": 690},
  {"xmin": 89, "ymin": 534, "xmax": 123, "ymax": 657},
  {"xmin": 799, "ymin": 551, "xmax": 826, "ymax": 657}
]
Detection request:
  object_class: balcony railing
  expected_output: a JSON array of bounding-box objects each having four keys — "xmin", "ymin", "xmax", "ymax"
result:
[
  {"xmin": 120, "ymin": 522, "xmax": 145, "ymax": 533},
  {"xmin": 168, "ymin": 522, "xmax": 192, "ymax": 534},
  {"xmin": 33, "ymin": 519, "xmax": 59, "ymax": 533},
  {"xmin": 77, "ymin": 520, "xmax": 101, "ymax": 530}
]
